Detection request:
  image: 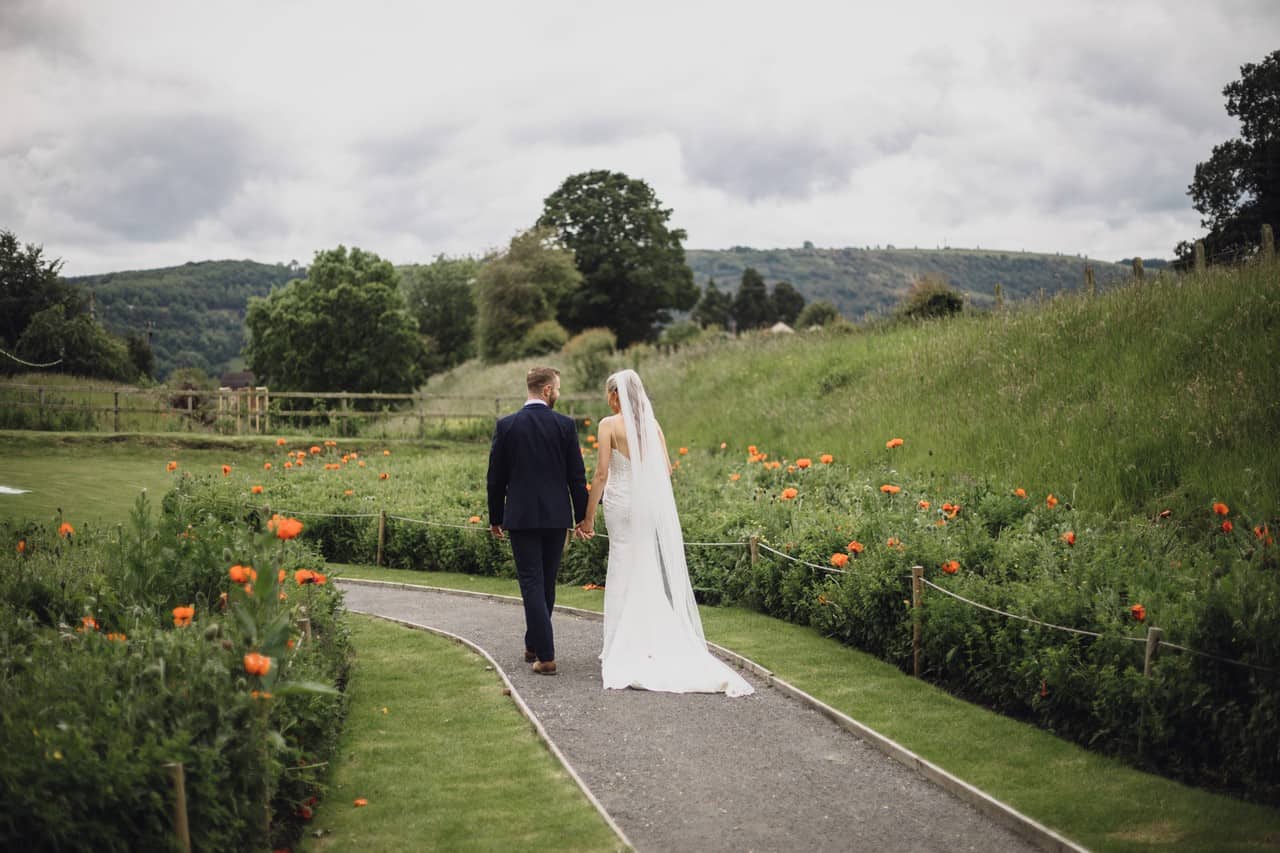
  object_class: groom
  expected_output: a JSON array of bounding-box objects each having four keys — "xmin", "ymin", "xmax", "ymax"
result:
[{"xmin": 487, "ymin": 366, "xmax": 589, "ymax": 675}]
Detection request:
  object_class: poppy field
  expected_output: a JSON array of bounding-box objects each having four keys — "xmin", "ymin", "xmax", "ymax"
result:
[
  {"xmin": 158, "ymin": 425, "xmax": 1280, "ymax": 806},
  {"xmin": 0, "ymin": 490, "xmax": 350, "ymax": 851}
]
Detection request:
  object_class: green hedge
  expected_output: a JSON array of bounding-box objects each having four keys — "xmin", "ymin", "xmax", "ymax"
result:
[
  {"xmin": 181, "ymin": 443, "xmax": 1280, "ymax": 803},
  {"xmin": 0, "ymin": 495, "xmax": 350, "ymax": 851}
]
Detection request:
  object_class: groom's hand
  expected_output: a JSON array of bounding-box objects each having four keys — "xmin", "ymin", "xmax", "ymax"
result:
[
  {"xmin": 489, "ymin": 524, "xmax": 505, "ymax": 540},
  {"xmin": 575, "ymin": 521, "xmax": 594, "ymax": 540}
]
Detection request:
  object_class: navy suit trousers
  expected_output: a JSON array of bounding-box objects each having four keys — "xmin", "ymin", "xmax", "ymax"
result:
[{"xmin": 508, "ymin": 528, "xmax": 565, "ymax": 661}]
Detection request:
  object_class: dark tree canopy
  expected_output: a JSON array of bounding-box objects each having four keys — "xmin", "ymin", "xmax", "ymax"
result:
[
  {"xmin": 691, "ymin": 278, "xmax": 733, "ymax": 329},
  {"xmin": 771, "ymin": 280, "xmax": 806, "ymax": 326},
  {"xmin": 731, "ymin": 267, "xmax": 775, "ymax": 331},
  {"xmin": 401, "ymin": 255, "xmax": 481, "ymax": 375},
  {"xmin": 0, "ymin": 230, "xmax": 77, "ymax": 351},
  {"xmin": 1178, "ymin": 49, "xmax": 1280, "ymax": 263},
  {"xmin": 244, "ymin": 245, "xmax": 425, "ymax": 392},
  {"xmin": 474, "ymin": 228, "xmax": 582, "ymax": 364},
  {"xmin": 538, "ymin": 170, "xmax": 698, "ymax": 348}
]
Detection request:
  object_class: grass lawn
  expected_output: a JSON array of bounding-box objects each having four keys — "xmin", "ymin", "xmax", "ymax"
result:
[
  {"xmin": 305, "ymin": 614, "xmax": 622, "ymax": 853},
  {"xmin": 334, "ymin": 565, "xmax": 1280, "ymax": 853}
]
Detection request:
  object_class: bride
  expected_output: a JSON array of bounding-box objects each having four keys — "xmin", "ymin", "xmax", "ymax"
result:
[{"xmin": 576, "ymin": 369, "xmax": 753, "ymax": 697}]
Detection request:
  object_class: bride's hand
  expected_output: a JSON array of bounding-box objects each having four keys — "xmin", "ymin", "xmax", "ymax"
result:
[{"xmin": 576, "ymin": 520, "xmax": 594, "ymax": 539}]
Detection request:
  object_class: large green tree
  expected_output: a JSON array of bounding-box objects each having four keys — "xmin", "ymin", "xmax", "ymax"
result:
[
  {"xmin": 474, "ymin": 228, "xmax": 582, "ymax": 364},
  {"xmin": 691, "ymin": 278, "xmax": 733, "ymax": 329},
  {"xmin": 771, "ymin": 280, "xmax": 806, "ymax": 326},
  {"xmin": 0, "ymin": 230, "xmax": 78, "ymax": 352},
  {"xmin": 401, "ymin": 255, "xmax": 481, "ymax": 374},
  {"xmin": 244, "ymin": 246, "xmax": 425, "ymax": 392},
  {"xmin": 731, "ymin": 267, "xmax": 775, "ymax": 331},
  {"xmin": 537, "ymin": 170, "xmax": 699, "ymax": 347},
  {"xmin": 1177, "ymin": 49, "xmax": 1280, "ymax": 264},
  {"xmin": 14, "ymin": 303, "xmax": 137, "ymax": 380}
]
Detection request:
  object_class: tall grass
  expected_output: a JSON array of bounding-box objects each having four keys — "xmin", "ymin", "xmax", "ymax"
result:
[{"xmin": 436, "ymin": 262, "xmax": 1278, "ymax": 517}]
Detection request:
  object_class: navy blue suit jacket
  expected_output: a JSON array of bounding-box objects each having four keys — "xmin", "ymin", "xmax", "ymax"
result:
[{"xmin": 487, "ymin": 403, "xmax": 589, "ymax": 530}]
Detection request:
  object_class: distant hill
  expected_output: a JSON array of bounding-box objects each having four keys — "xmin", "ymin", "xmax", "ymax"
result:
[
  {"xmin": 68, "ymin": 260, "xmax": 302, "ymax": 379},
  {"xmin": 684, "ymin": 247, "xmax": 1134, "ymax": 318}
]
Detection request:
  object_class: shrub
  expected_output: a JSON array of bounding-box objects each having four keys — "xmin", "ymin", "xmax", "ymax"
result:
[
  {"xmin": 795, "ymin": 300, "xmax": 841, "ymax": 328},
  {"xmin": 521, "ymin": 319, "xmax": 570, "ymax": 357},
  {"xmin": 563, "ymin": 327, "xmax": 617, "ymax": 393},
  {"xmin": 897, "ymin": 273, "xmax": 964, "ymax": 320}
]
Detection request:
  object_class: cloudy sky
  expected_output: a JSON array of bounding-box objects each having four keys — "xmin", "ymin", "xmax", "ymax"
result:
[{"xmin": 2, "ymin": 1, "xmax": 1276, "ymax": 275}]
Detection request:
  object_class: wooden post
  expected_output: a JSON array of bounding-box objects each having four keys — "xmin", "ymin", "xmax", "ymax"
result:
[
  {"xmin": 1084, "ymin": 265, "xmax": 1096, "ymax": 296},
  {"xmin": 416, "ymin": 393, "xmax": 425, "ymax": 438},
  {"xmin": 376, "ymin": 510, "xmax": 387, "ymax": 567},
  {"xmin": 341, "ymin": 393, "xmax": 349, "ymax": 436},
  {"xmin": 1262, "ymin": 224, "xmax": 1275, "ymax": 261},
  {"xmin": 748, "ymin": 535, "xmax": 759, "ymax": 566},
  {"xmin": 263, "ymin": 387, "xmax": 270, "ymax": 434},
  {"xmin": 993, "ymin": 282, "xmax": 1004, "ymax": 310},
  {"xmin": 38, "ymin": 387, "xmax": 45, "ymax": 423},
  {"xmin": 113, "ymin": 391, "xmax": 120, "ymax": 432},
  {"xmin": 1194, "ymin": 240, "xmax": 1206, "ymax": 273},
  {"xmin": 1132, "ymin": 257, "xmax": 1144, "ymax": 280},
  {"xmin": 911, "ymin": 565, "xmax": 924, "ymax": 678},
  {"xmin": 185, "ymin": 391, "xmax": 193, "ymax": 431},
  {"xmin": 166, "ymin": 762, "xmax": 192, "ymax": 853},
  {"xmin": 1144, "ymin": 626, "xmax": 1163, "ymax": 678}
]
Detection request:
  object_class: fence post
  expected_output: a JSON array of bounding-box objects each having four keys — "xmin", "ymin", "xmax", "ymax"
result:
[
  {"xmin": 263, "ymin": 387, "xmax": 271, "ymax": 434},
  {"xmin": 1263, "ymin": 224, "xmax": 1275, "ymax": 261},
  {"xmin": 1132, "ymin": 257, "xmax": 1144, "ymax": 280},
  {"xmin": 38, "ymin": 387, "xmax": 45, "ymax": 423},
  {"xmin": 376, "ymin": 510, "xmax": 387, "ymax": 567},
  {"xmin": 1084, "ymin": 265, "xmax": 1095, "ymax": 296},
  {"xmin": 185, "ymin": 391, "xmax": 193, "ymax": 431},
  {"xmin": 166, "ymin": 762, "xmax": 192, "ymax": 853},
  {"xmin": 911, "ymin": 565, "xmax": 924, "ymax": 678},
  {"xmin": 1143, "ymin": 626, "xmax": 1163, "ymax": 677},
  {"xmin": 748, "ymin": 535, "xmax": 759, "ymax": 566},
  {"xmin": 1194, "ymin": 240, "xmax": 1206, "ymax": 273},
  {"xmin": 113, "ymin": 391, "xmax": 120, "ymax": 432}
]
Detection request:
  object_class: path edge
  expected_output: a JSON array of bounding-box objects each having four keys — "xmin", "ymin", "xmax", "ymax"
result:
[
  {"xmin": 338, "ymin": 577, "xmax": 1084, "ymax": 853},
  {"xmin": 344, "ymin": 605, "xmax": 634, "ymax": 853}
]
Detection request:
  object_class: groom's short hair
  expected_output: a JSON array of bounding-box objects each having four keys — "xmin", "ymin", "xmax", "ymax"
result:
[{"xmin": 526, "ymin": 366, "xmax": 560, "ymax": 393}]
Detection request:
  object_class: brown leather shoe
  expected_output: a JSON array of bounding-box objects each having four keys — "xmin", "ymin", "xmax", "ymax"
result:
[
  {"xmin": 531, "ymin": 660, "xmax": 557, "ymax": 675},
  {"xmin": 524, "ymin": 649, "xmax": 537, "ymax": 663}
]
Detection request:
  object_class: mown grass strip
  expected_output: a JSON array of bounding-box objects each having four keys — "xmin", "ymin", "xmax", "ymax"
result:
[
  {"xmin": 304, "ymin": 613, "xmax": 623, "ymax": 853},
  {"xmin": 334, "ymin": 565, "xmax": 1280, "ymax": 853}
]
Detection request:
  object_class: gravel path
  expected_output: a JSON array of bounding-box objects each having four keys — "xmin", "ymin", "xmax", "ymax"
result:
[{"xmin": 340, "ymin": 581, "xmax": 1037, "ymax": 853}]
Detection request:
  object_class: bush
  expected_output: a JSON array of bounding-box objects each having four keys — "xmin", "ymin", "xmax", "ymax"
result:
[
  {"xmin": 520, "ymin": 319, "xmax": 569, "ymax": 357},
  {"xmin": 563, "ymin": 327, "xmax": 617, "ymax": 393},
  {"xmin": 659, "ymin": 320, "xmax": 702, "ymax": 347},
  {"xmin": 897, "ymin": 274, "xmax": 964, "ymax": 320},
  {"xmin": 795, "ymin": 300, "xmax": 841, "ymax": 328},
  {"xmin": 0, "ymin": 496, "xmax": 350, "ymax": 851}
]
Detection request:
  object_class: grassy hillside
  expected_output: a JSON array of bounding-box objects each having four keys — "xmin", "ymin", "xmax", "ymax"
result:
[
  {"xmin": 431, "ymin": 260, "xmax": 1280, "ymax": 517},
  {"xmin": 685, "ymin": 246, "xmax": 1134, "ymax": 319},
  {"xmin": 68, "ymin": 260, "xmax": 302, "ymax": 379}
]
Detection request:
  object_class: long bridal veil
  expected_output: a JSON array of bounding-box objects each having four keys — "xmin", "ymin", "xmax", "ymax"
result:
[{"xmin": 612, "ymin": 369, "xmax": 706, "ymax": 646}]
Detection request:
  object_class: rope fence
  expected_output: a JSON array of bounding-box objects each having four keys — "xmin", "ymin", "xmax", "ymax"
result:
[
  {"xmin": 0, "ymin": 346, "xmax": 62, "ymax": 368},
  {"xmin": 178, "ymin": 497, "xmax": 1271, "ymax": 678}
]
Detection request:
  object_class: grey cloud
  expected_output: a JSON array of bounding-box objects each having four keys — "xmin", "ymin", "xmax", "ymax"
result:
[
  {"xmin": 359, "ymin": 125, "xmax": 460, "ymax": 176},
  {"xmin": 0, "ymin": 0, "xmax": 83, "ymax": 55},
  {"xmin": 12, "ymin": 114, "xmax": 255, "ymax": 241},
  {"xmin": 679, "ymin": 134, "xmax": 857, "ymax": 201}
]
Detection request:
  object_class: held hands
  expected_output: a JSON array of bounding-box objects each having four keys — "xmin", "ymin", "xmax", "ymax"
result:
[
  {"xmin": 574, "ymin": 519, "xmax": 595, "ymax": 540},
  {"xmin": 489, "ymin": 524, "xmax": 506, "ymax": 540}
]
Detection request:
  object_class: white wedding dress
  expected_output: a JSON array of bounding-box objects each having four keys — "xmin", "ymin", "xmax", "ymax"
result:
[{"xmin": 598, "ymin": 370, "xmax": 753, "ymax": 697}]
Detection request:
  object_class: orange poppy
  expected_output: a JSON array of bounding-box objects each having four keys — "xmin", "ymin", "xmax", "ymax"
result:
[
  {"xmin": 830, "ymin": 553, "xmax": 849, "ymax": 568},
  {"xmin": 748, "ymin": 445, "xmax": 758, "ymax": 455},
  {"xmin": 284, "ymin": 461, "xmax": 293, "ymax": 469},
  {"xmin": 229, "ymin": 564, "xmax": 254, "ymax": 584},
  {"xmin": 268, "ymin": 516, "xmax": 303, "ymax": 540},
  {"xmin": 942, "ymin": 560, "xmax": 960, "ymax": 574},
  {"xmin": 172, "ymin": 605, "xmax": 194, "ymax": 627},
  {"xmin": 584, "ymin": 418, "xmax": 593, "ymax": 427},
  {"xmin": 1158, "ymin": 509, "xmax": 1172, "ymax": 518},
  {"xmin": 887, "ymin": 537, "xmax": 902, "ymax": 549},
  {"xmin": 796, "ymin": 458, "xmax": 812, "ymax": 469},
  {"xmin": 309, "ymin": 446, "xmax": 321, "ymax": 455},
  {"xmin": 767, "ymin": 461, "xmax": 782, "ymax": 470},
  {"xmin": 276, "ymin": 438, "xmax": 287, "ymax": 446},
  {"xmin": 80, "ymin": 615, "xmax": 99, "ymax": 632},
  {"xmin": 344, "ymin": 489, "xmax": 354, "ymax": 496},
  {"xmin": 1014, "ymin": 488, "xmax": 1026, "ymax": 498},
  {"xmin": 786, "ymin": 465, "xmax": 796, "ymax": 473},
  {"xmin": 918, "ymin": 500, "xmax": 930, "ymax": 510},
  {"xmin": 251, "ymin": 485, "xmax": 264, "ymax": 495},
  {"xmin": 582, "ymin": 583, "xmax": 604, "ymax": 591},
  {"xmin": 719, "ymin": 442, "xmax": 727, "ymax": 449},
  {"xmin": 379, "ymin": 472, "xmax": 390, "ymax": 480},
  {"xmin": 847, "ymin": 540, "xmax": 864, "ymax": 554},
  {"xmin": 679, "ymin": 447, "xmax": 689, "ymax": 455},
  {"xmin": 1062, "ymin": 531, "xmax": 1076, "ymax": 546},
  {"xmin": 467, "ymin": 515, "xmax": 481, "ymax": 524},
  {"xmin": 106, "ymin": 632, "xmax": 127, "ymax": 642},
  {"xmin": 729, "ymin": 473, "xmax": 741, "ymax": 481},
  {"xmin": 1212, "ymin": 502, "xmax": 1229, "ymax": 516},
  {"xmin": 880, "ymin": 484, "xmax": 901, "ymax": 494},
  {"xmin": 325, "ymin": 440, "xmax": 337, "ymax": 447},
  {"xmin": 942, "ymin": 502, "xmax": 960, "ymax": 519},
  {"xmin": 295, "ymin": 569, "xmax": 317, "ymax": 585},
  {"xmin": 313, "ymin": 572, "xmax": 327, "ymax": 585},
  {"xmin": 354, "ymin": 798, "xmax": 369, "ymax": 807},
  {"xmin": 885, "ymin": 438, "xmax": 904, "ymax": 449},
  {"xmin": 1130, "ymin": 603, "xmax": 1146, "ymax": 622},
  {"xmin": 817, "ymin": 594, "xmax": 830, "ymax": 606},
  {"xmin": 16, "ymin": 540, "xmax": 25, "ymax": 554},
  {"xmin": 358, "ymin": 460, "xmax": 366, "ymax": 467},
  {"xmin": 780, "ymin": 487, "xmax": 799, "ymax": 501},
  {"xmin": 221, "ymin": 464, "xmax": 232, "ymax": 476},
  {"xmin": 250, "ymin": 690, "xmax": 273, "ymax": 700},
  {"xmin": 166, "ymin": 460, "xmax": 178, "ymax": 472},
  {"xmin": 264, "ymin": 462, "xmax": 272, "ymax": 471},
  {"xmin": 1222, "ymin": 520, "xmax": 1234, "ymax": 533},
  {"xmin": 58, "ymin": 522, "xmax": 75, "ymax": 538},
  {"xmin": 243, "ymin": 652, "xmax": 272, "ymax": 676},
  {"xmin": 820, "ymin": 454, "xmax": 834, "ymax": 464},
  {"xmin": 383, "ymin": 449, "xmax": 391, "ymax": 456},
  {"xmin": 1046, "ymin": 494, "xmax": 1059, "ymax": 509}
]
